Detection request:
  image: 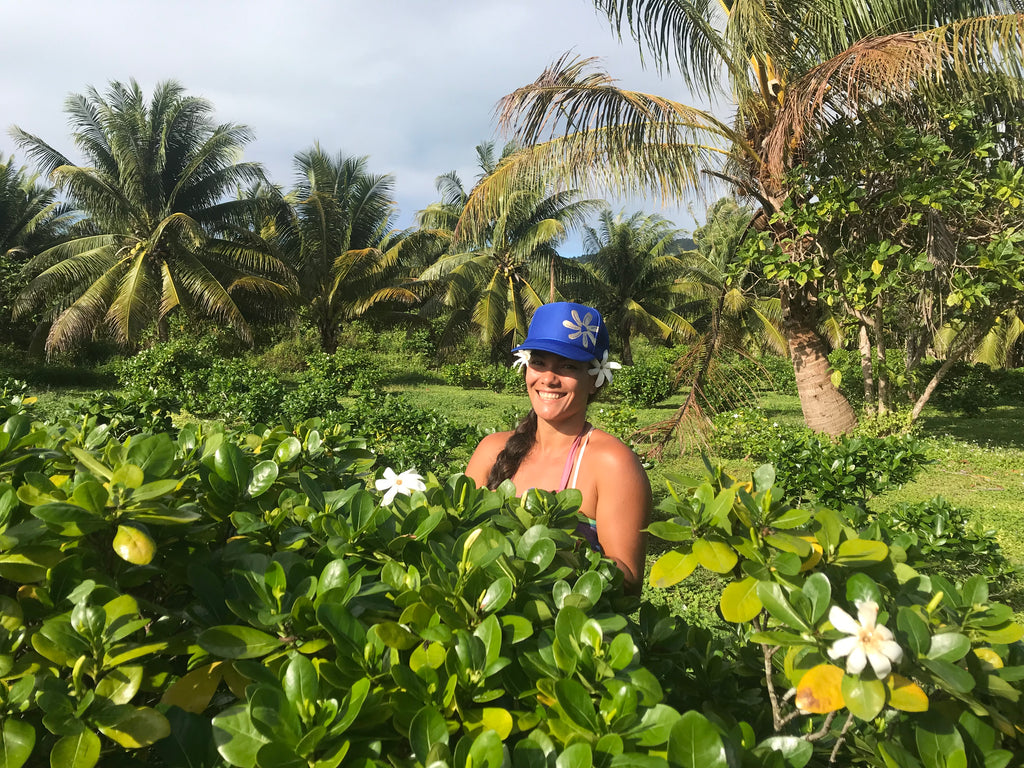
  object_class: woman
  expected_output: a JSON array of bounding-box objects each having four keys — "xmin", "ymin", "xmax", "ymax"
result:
[{"xmin": 466, "ymin": 302, "xmax": 651, "ymax": 594}]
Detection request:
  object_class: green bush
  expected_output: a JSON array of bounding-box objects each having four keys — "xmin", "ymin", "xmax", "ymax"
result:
[
  {"xmin": 710, "ymin": 408, "xmax": 802, "ymax": 461},
  {"xmin": 205, "ymin": 358, "xmax": 286, "ymax": 425},
  {"xmin": 920, "ymin": 360, "xmax": 1002, "ymax": 415},
  {"xmin": 614, "ymin": 360, "xmax": 675, "ymax": 407},
  {"xmin": 440, "ymin": 361, "xmax": 524, "ymax": 393},
  {"xmin": 2, "ymin": 389, "xmax": 1023, "ymax": 768},
  {"xmin": 770, "ymin": 432, "xmax": 930, "ymax": 508}
]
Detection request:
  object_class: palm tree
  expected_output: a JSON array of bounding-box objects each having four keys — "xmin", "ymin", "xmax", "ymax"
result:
[
  {"xmin": 571, "ymin": 208, "xmax": 695, "ymax": 365},
  {"xmin": 470, "ymin": 1, "xmax": 1024, "ymax": 434},
  {"xmin": 418, "ymin": 142, "xmax": 599, "ymax": 359},
  {"xmin": 286, "ymin": 146, "xmax": 418, "ymax": 352},
  {"xmin": 0, "ymin": 155, "xmax": 76, "ymax": 345},
  {"xmin": 11, "ymin": 80, "xmax": 292, "ymax": 356}
]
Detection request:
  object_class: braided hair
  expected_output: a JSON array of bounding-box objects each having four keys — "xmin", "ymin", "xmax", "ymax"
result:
[{"xmin": 486, "ymin": 409, "xmax": 538, "ymax": 490}]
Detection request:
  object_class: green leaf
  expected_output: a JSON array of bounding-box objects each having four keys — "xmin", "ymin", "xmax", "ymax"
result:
[
  {"xmin": 0, "ymin": 719, "xmax": 35, "ymax": 768},
  {"xmin": 719, "ymin": 577, "xmax": 763, "ymax": 623},
  {"xmin": 553, "ymin": 743, "xmax": 591, "ymax": 768},
  {"xmin": 649, "ymin": 550, "xmax": 697, "ymax": 588},
  {"xmin": 916, "ymin": 713, "xmax": 967, "ymax": 768},
  {"xmin": 213, "ymin": 705, "xmax": 270, "ymax": 768},
  {"xmin": 919, "ymin": 659, "xmax": 975, "ymax": 693},
  {"xmin": 755, "ymin": 582, "xmax": 810, "ymax": 631},
  {"xmin": 111, "ymin": 464, "xmax": 145, "ymax": 489},
  {"xmin": 199, "ymin": 626, "xmax": 283, "ymax": 659},
  {"xmin": 50, "ymin": 729, "xmax": 100, "ymax": 768},
  {"xmin": 692, "ymin": 538, "xmax": 737, "ymax": 573},
  {"xmin": 126, "ymin": 434, "xmax": 175, "ymax": 478},
  {"xmin": 97, "ymin": 706, "xmax": 170, "ymax": 748},
  {"xmin": 897, "ymin": 607, "xmax": 930, "ymax": 656},
  {"xmin": 283, "ymin": 654, "xmax": 318, "ymax": 713},
  {"xmin": 754, "ymin": 736, "xmax": 812, "ymax": 768},
  {"xmin": 213, "ymin": 444, "xmax": 249, "ymax": 494},
  {"xmin": 409, "ymin": 707, "xmax": 447, "ymax": 765},
  {"xmin": 840, "ymin": 675, "xmax": 885, "ymax": 720},
  {"xmin": 803, "ymin": 573, "xmax": 832, "ymax": 624},
  {"xmin": 844, "ymin": 573, "xmax": 881, "ymax": 607},
  {"xmin": 274, "ymin": 437, "xmax": 302, "ymax": 465},
  {"xmin": 247, "ymin": 461, "xmax": 278, "ymax": 499},
  {"xmin": 479, "ymin": 577, "xmax": 513, "ymax": 614},
  {"xmin": 95, "ymin": 666, "xmax": 143, "ymax": 705},
  {"xmin": 555, "ymin": 678, "xmax": 601, "ymax": 732},
  {"xmin": 834, "ymin": 539, "xmax": 888, "ymax": 566},
  {"xmin": 927, "ymin": 632, "xmax": 970, "ymax": 662},
  {"xmin": 667, "ymin": 710, "xmax": 728, "ymax": 768}
]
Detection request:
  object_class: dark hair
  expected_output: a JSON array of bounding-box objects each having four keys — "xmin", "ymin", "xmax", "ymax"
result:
[{"xmin": 487, "ymin": 409, "xmax": 538, "ymax": 490}]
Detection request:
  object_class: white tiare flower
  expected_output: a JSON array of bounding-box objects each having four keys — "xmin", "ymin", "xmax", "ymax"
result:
[
  {"xmin": 375, "ymin": 467, "xmax": 426, "ymax": 505},
  {"xmin": 511, "ymin": 349, "xmax": 532, "ymax": 370},
  {"xmin": 588, "ymin": 350, "xmax": 621, "ymax": 388},
  {"xmin": 827, "ymin": 600, "xmax": 903, "ymax": 679},
  {"xmin": 562, "ymin": 309, "xmax": 599, "ymax": 349}
]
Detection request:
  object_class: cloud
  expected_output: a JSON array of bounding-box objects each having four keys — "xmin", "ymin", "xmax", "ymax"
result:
[{"xmin": 2, "ymin": 0, "xmax": 715, "ymax": 246}]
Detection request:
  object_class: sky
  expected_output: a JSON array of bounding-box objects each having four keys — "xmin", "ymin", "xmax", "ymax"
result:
[{"xmin": 1, "ymin": 0, "xmax": 720, "ymax": 253}]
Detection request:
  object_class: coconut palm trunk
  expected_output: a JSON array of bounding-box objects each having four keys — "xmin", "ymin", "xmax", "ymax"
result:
[{"xmin": 783, "ymin": 290, "xmax": 858, "ymax": 435}]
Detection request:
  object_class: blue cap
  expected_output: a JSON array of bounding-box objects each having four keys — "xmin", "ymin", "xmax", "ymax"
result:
[{"xmin": 512, "ymin": 302, "xmax": 610, "ymax": 362}]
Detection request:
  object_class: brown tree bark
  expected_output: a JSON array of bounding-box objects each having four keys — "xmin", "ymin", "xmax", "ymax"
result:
[
  {"xmin": 783, "ymin": 289, "xmax": 858, "ymax": 435},
  {"xmin": 873, "ymin": 297, "xmax": 889, "ymax": 415}
]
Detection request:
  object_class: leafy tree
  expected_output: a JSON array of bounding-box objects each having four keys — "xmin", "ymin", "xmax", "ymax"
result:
[
  {"xmin": 760, "ymin": 96, "xmax": 1024, "ymax": 419},
  {"xmin": 285, "ymin": 146, "xmax": 418, "ymax": 352},
  {"xmin": 0, "ymin": 155, "xmax": 75, "ymax": 346},
  {"xmin": 472, "ymin": 0, "xmax": 1024, "ymax": 434},
  {"xmin": 11, "ymin": 79, "xmax": 292, "ymax": 356},
  {"xmin": 571, "ymin": 208, "xmax": 695, "ymax": 365},
  {"xmin": 419, "ymin": 142, "xmax": 598, "ymax": 360}
]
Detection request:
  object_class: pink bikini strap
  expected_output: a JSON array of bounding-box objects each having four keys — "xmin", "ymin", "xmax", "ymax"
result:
[{"xmin": 557, "ymin": 426, "xmax": 588, "ymax": 491}]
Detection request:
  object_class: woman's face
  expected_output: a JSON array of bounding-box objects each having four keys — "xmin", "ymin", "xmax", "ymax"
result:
[{"xmin": 524, "ymin": 350, "xmax": 596, "ymax": 424}]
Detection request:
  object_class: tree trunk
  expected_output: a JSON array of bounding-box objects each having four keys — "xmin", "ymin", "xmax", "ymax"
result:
[
  {"xmin": 858, "ymin": 323, "xmax": 875, "ymax": 415},
  {"xmin": 874, "ymin": 298, "xmax": 889, "ymax": 415},
  {"xmin": 783, "ymin": 290, "xmax": 858, "ymax": 435},
  {"xmin": 910, "ymin": 325, "xmax": 988, "ymax": 421}
]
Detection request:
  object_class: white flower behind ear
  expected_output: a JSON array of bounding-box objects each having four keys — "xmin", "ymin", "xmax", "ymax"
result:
[
  {"xmin": 375, "ymin": 467, "xmax": 426, "ymax": 505},
  {"xmin": 511, "ymin": 350, "xmax": 532, "ymax": 370},
  {"xmin": 588, "ymin": 350, "xmax": 621, "ymax": 388}
]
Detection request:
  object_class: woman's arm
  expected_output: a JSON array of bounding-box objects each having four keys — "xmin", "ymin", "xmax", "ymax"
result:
[
  {"xmin": 593, "ymin": 438, "xmax": 651, "ymax": 595},
  {"xmin": 465, "ymin": 431, "xmax": 511, "ymax": 488}
]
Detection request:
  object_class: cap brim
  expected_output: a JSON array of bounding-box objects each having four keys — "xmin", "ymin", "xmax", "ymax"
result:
[{"xmin": 511, "ymin": 339, "xmax": 600, "ymax": 362}]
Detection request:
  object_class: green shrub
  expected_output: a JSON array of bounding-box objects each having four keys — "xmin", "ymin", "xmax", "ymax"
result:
[
  {"xmin": 710, "ymin": 407, "xmax": 802, "ymax": 461},
  {"xmin": 874, "ymin": 496, "xmax": 1018, "ymax": 594},
  {"xmin": 920, "ymin": 360, "xmax": 1002, "ymax": 415},
  {"xmin": 441, "ymin": 361, "xmax": 524, "ymax": 393},
  {"xmin": 614, "ymin": 360, "xmax": 675, "ymax": 407},
  {"xmin": 770, "ymin": 432, "xmax": 930, "ymax": 508},
  {"xmin": 591, "ymin": 403, "xmax": 641, "ymax": 447},
  {"xmin": 205, "ymin": 358, "xmax": 286, "ymax": 425}
]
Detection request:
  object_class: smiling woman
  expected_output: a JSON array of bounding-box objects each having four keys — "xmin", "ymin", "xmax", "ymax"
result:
[{"xmin": 466, "ymin": 302, "xmax": 650, "ymax": 594}]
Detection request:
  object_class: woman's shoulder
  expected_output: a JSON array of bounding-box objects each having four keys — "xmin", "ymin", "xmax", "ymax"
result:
[{"xmin": 587, "ymin": 428, "xmax": 648, "ymax": 473}]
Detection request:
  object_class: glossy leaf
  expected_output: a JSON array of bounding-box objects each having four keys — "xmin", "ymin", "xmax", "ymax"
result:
[
  {"xmin": 756, "ymin": 582, "xmax": 810, "ymax": 631},
  {"xmin": 887, "ymin": 674, "xmax": 929, "ymax": 712},
  {"xmin": 0, "ymin": 719, "xmax": 35, "ymax": 768},
  {"xmin": 719, "ymin": 577, "xmax": 762, "ymax": 623},
  {"xmin": 198, "ymin": 626, "xmax": 283, "ymax": 659},
  {"xmin": 649, "ymin": 550, "xmax": 697, "ymax": 588},
  {"xmin": 112, "ymin": 525, "xmax": 155, "ymax": 565},
  {"xmin": 692, "ymin": 538, "xmax": 737, "ymax": 573},
  {"xmin": 97, "ymin": 707, "xmax": 171, "ymax": 748},
  {"xmin": 834, "ymin": 539, "xmax": 888, "ymax": 566},
  {"xmin": 666, "ymin": 710, "xmax": 728, "ymax": 768},
  {"xmin": 927, "ymin": 632, "xmax": 970, "ymax": 662},
  {"xmin": 50, "ymin": 730, "xmax": 100, "ymax": 768},
  {"xmin": 95, "ymin": 665, "xmax": 143, "ymax": 705},
  {"xmin": 841, "ymin": 674, "xmax": 886, "ymax": 720},
  {"xmin": 246, "ymin": 461, "xmax": 278, "ymax": 498},
  {"xmin": 795, "ymin": 664, "xmax": 845, "ymax": 714},
  {"xmin": 159, "ymin": 663, "xmax": 224, "ymax": 714},
  {"xmin": 212, "ymin": 705, "xmax": 270, "ymax": 768},
  {"xmin": 409, "ymin": 707, "xmax": 447, "ymax": 764}
]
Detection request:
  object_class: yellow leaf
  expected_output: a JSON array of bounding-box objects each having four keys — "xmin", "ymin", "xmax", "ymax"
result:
[
  {"xmin": 973, "ymin": 648, "xmax": 1003, "ymax": 670},
  {"xmin": 887, "ymin": 674, "xmax": 929, "ymax": 712},
  {"xmin": 720, "ymin": 577, "xmax": 763, "ymax": 623},
  {"xmin": 160, "ymin": 663, "xmax": 224, "ymax": 714},
  {"xmin": 464, "ymin": 707, "xmax": 514, "ymax": 739},
  {"xmin": 795, "ymin": 664, "xmax": 845, "ymax": 714},
  {"xmin": 693, "ymin": 538, "xmax": 738, "ymax": 574},
  {"xmin": 112, "ymin": 525, "xmax": 155, "ymax": 565},
  {"xmin": 871, "ymin": 260, "xmax": 884, "ymax": 276},
  {"xmin": 649, "ymin": 550, "xmax": 698, "ymax": 588},
  {"xmin": 798, "ymin": 536, "xmax": 823, "ymax": 572}
]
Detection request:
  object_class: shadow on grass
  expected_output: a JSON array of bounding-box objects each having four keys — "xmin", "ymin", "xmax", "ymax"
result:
[
  {"xmin": 919, "ymin": 405, "xmax": 1024, "ymax": 450},
  {"xmin": 386, "ymin": 370, "xmax": 448, "ymax": 387}
]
